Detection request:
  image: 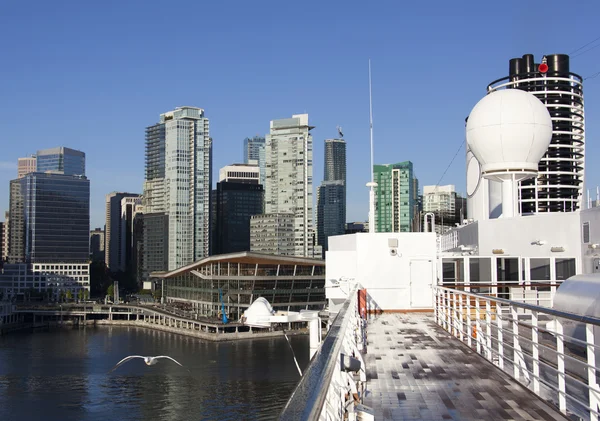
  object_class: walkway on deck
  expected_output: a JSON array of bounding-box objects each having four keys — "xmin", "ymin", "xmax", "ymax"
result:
[{"xmin": 363, "ymin": 313, "xmax": 569, "ymax": 421}]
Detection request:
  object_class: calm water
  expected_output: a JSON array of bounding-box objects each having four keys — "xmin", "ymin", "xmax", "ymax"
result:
[{"xmin": 0, "ymin": 326, "xmax": 309, "ymax": 421}]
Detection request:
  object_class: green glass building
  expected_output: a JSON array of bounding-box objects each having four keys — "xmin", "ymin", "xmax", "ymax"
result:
[{"xmin": 373, "ymin": 161, "xmax": 418, "ymax": 232}]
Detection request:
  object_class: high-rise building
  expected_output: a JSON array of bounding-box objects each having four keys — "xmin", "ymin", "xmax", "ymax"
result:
[
  {"xmin": 422, "ymin": 185, "xmax": 466, "ymax": 234},
  {"xmin": 7, "ymin": 180, "xmax": 25, "ymax": 264},
  {"xmin": 244, "ymin": 136, "xmax": 266, "ymax": 186},
  {"xmin": 317, "ymin": 138, "xmax": 346, "ymax": 256},
  {"xmin": 250, "ymin": 213, "xmax": 295, "ymax": 255},
  {"xmin": 9, "ymin": 172, "xmax": 90, "ymax": 290},
  {"xmin": 17, "ymin": 156, "xmax": 36, "ymax": 178},
  {"xmin": 90, "ymin": 228, "xmax": 105, "ymax": 263},
  {"xmin": 469, "ymin": 53, "xmax": 585, "ymax": 218},
  {"xmin": 36, "ymin": 147, "xmax": 85, "ymax": 176},
  {"xmin": 374, "ymin": 161, "xmax": 418, "ymax": 233},
  {"xmin": 120, "ymin": 196, "xmax": 143, "ymax": 273},
  {"xmin": 265, "ymin": 114, "xmax": 315, "ymax": 257},
  {"xmin": 105, "ymin": 192, "xmax": 140, "ymax": 272},
  {"xmin": 1, "ymin": 212, "xmax": 8, "ymax": 263},
  {"xmin": 212, "ymin": 181, "xmax": 264, "ymax": 255},
  {"xmin": 142, "ymin": 106, "xmax": 211, "ymax": 278},
  {"xmin": 218, "ymin": 164, "xmax": 260, "ymax": 184},
  {"xmin": 317, "ymin": 181, "xmax": 345, "ymax": 255}
]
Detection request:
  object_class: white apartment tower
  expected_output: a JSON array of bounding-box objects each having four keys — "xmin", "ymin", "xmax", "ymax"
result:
[
  {"xmin": 265, "ymin": 114, "xmax": 315, "ymax": 257},
  {"xmin": 143, "ymin": 106, "xmax": 211, "ymax": 274}
]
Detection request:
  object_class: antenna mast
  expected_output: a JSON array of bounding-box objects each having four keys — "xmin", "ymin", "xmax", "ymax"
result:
[{"xmin": 366, "ymin": 59, "xmax": 377, "ymax": 234}]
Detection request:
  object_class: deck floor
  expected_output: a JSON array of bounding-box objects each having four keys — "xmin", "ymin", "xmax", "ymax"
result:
[{"xmin": 362, "ymin": 313, "xmax": 570, "ymax": 421}]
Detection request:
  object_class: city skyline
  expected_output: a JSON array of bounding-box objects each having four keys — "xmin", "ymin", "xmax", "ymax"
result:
[{"xmin": 1, "ymin": 2, "xmax": 600, "ymax": 229}]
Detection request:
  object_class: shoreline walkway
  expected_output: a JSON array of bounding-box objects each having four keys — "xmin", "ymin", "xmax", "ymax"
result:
[{"xmin": 363, "ymin": 313, "xmax": 569, "ymax": 421}]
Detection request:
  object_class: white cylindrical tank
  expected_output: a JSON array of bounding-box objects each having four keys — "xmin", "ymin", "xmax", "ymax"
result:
[
  {"xmin": 466, "ymin": 89, "xmax": 553, "ymax": 218},
  {"xmin": 551, "ymin": 274, "xmax": 600, "ymax": 360}
]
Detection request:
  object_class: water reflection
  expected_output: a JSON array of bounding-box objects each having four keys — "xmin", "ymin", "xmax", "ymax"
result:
[{"xmin": 0, "ymin": 326, "xmax": 308, "ymax": 421}]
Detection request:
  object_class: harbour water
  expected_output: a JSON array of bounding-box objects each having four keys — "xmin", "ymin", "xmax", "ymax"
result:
[{"xmin": 0, "ymin": 326, "xmax": 309, "ymax": 421}]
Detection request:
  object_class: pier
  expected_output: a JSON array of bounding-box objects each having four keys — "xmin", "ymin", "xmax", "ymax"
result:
[{"xmin": 10, "ymin": 303, "xmax": 307, "ymax": 341}]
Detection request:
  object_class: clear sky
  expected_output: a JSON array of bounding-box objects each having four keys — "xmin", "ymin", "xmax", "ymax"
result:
[{"xmin": 1, "ymin": 0, "xmax": 600, "ymax": 228}]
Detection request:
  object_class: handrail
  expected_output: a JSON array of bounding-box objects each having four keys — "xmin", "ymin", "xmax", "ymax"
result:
[
  {"xmin": 278, "ymin": 286, "xmax": 358, "ymax": 420},
  {"xmin": 435, "ymin": 285, "xmax": 600, "ymax": 326},
  {"xmin": 434, "ymin": 285, "xmax": 600, "ymax": 420}
]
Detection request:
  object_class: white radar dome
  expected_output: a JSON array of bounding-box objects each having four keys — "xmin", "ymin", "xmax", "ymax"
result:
[{"xmin": 466, "ymin": 89, "xmax": 552, "ymax": 181}]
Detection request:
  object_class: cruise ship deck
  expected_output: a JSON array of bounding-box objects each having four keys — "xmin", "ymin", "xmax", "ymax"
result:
[{"xmin": 363, "ymin": 313, "xmax": 569, "ymax": 421}]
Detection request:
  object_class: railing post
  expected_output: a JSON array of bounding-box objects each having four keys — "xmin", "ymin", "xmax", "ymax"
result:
[
  {"xmin": 466, "ymin": 293, "xmax": 472, "ymax": 348},
  {"xmin": 556, "ymin": 318, "xmax": 566, "ymax": 412},
  {"xmin": 497, "ymin": 302, "xmax": 504, "ymax": 370},
  {"xmin": 511, "ymin": 304, "xmax": 519, "ymax": 380},
  {"xmin": 434, "ymin": 287, "xmax": 438, "ymax": 324},
  {"xmin": 446, "ymin": 290, "xmax": 451, "ymax": 333},
  {"xmin": 458, "ymin": 293, "xmax": 464, "ymax": 342},
  {"xmin": 586, "ymin": 322, "xmax": 599, "ymax": 421},
  {"xmin": 475, "ymin": 297, "xmax": 482, "ymax": 355},
  {"xmin": 485, "ymin": 300, "xmax": 492, "ymax": 360},
  {"xmin": 531, "ymin": 310, "xmax": 540, "ymax": 395},
  {"xmin": 452, "ymin": 291, "xmax": 458, "ymax": 337}
]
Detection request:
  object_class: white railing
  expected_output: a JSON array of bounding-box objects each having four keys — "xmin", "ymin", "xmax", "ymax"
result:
[
  {"xmin": 279, "ymin": 286, "xmax": 369, "ymax": 420},
  {"xmin": 434, "ymin": 285, "xmax": 600, "ymax": 421}
]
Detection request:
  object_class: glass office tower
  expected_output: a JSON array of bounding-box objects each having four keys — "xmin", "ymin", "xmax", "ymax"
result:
[{"xmin": 36, "ymin": 147, "xmax": 85, "ymax": 176}]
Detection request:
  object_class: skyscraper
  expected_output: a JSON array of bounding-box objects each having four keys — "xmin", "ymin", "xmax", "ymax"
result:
[
  {"xmin": 105, "ymin": 192, "xmax": 140, "ymax": 271},
  {"xmin": 468, "ymin": 53, "xmax": 585, "ymax": 217},
  {"xmin": 317, "ymin": 138, "xmax": 346, "ymax": 256},
  {"xmin": 265, "ymin": 114, "xmax": 315, "ymax": 257},
  {"xmin": 17, "ymin": 155, "xmax": 36, "ymax": 178},
  {"xmin": 9, "ymin": 172, "xmax": 90, "ymax": 290},
  {"xmin": 90, "ymin": 228, "xmax": 105, "ymax": 263},
  {"xmin": 244, "ymin": 136, "xmax": 266, "ymax": 186},
  {"xmin": 212, "ymin": 164, "xmax": 263, "ymax": 255},
  {"xmin": 422, "ymin": 185, "xmax": 465, "ymax": 234},
  {"xmin": 374, "ymin": 161, "xmax": 418, "ymax": 233},
  {"xmin": 142, "ymin": 106, "xmax": 211, "ymax": 277},
  {"xmin": 36, "ymin": 147, "xmax": 85, "ymax": 176}
]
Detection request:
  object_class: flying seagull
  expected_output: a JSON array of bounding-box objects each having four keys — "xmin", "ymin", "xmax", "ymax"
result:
[{"xmin": 109, "ymin": 355, "xmax": 189, "ymax": 373}]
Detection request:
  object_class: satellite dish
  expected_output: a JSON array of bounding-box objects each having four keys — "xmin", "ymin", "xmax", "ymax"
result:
[{"xmin": 336, "ymin": 125, "xmax": 344, "ymax": 138}]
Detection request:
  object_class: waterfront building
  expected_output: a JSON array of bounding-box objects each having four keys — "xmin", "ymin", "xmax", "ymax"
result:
[
  {"xmin": 105, "ymin": 192, "xmax": 140, "ymax": 271},
  {"xmin": 265, "ymin": 114, "xmax": 315, "ymax": 257},
  {"xmin": 243, "ymin": 136, "xmax": 266, "ymax": 187},
  {"xmin": 17, "ymin": 155, "xmax": 36, "ymax": 178},
  {"xmin": 160, "ymin": 251, "xmax": 325, "ymax": 320},
  {"xmin": 212, "ymin": 180, "xmax": 263, "ymax": 255},
  {"xmin": 373, "ymin": 161, "xmax": 418, "ymax": 233},
  {"xmin": 90, "ymin": 228, "xmax": 105, "ymax": 263},
  {"xmin": 36, "ymin": 147, "xmax": 85, "ymax": 176},
  {"xmin": 8, "ymin": 172, "xmax": 90, "ymax": 291},
  {"xmin": 421, "ymin": 185, "xmax": 466, "ymax": 234},
  {"xmin": 142, "ymin": 106, "xmax": 211, "ymax": 280},
  {"xmin": 250, "ymin": 213, "xmax": 295, "ymax": 256},
  {"xmin": 317, "ymin": 138, "xmax": 346, "ymax": 256}
]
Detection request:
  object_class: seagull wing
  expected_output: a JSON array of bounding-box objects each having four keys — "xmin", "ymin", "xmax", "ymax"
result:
[
  {"xmin": 108, "ymin": 355, "xmax": 145, "ymax": 373},
  {"xmin": 155, "ymin": 356, "xmax": 189, "ymax": 371}
]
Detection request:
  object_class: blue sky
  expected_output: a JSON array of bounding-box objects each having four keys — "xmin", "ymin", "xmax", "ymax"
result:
[{"xmin": 1, "ymin": 0, "xmax": 600, "ymax": 228}]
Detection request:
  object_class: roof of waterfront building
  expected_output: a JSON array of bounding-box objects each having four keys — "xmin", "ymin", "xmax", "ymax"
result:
[{"xmin": 161, "ymin": 251, "xmax": 324, "ymax": 279}]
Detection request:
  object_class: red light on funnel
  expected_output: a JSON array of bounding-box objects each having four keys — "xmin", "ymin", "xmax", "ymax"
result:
[{"xmin": 539, "ymin": 63, "xmax": 548, "ymax": 73}]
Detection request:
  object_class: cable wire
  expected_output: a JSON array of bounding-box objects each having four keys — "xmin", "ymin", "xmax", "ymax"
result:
[
  {"xmin": 434, "ymin": 140, "xmax": 465, "ymax": 189},
  {"xmin": 572, "ymin": 42, "xmax": 600, "ymax": 59},
  {"xmin": 569, "ymin": 35, "xmax": 600, "ymax": 55}
]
